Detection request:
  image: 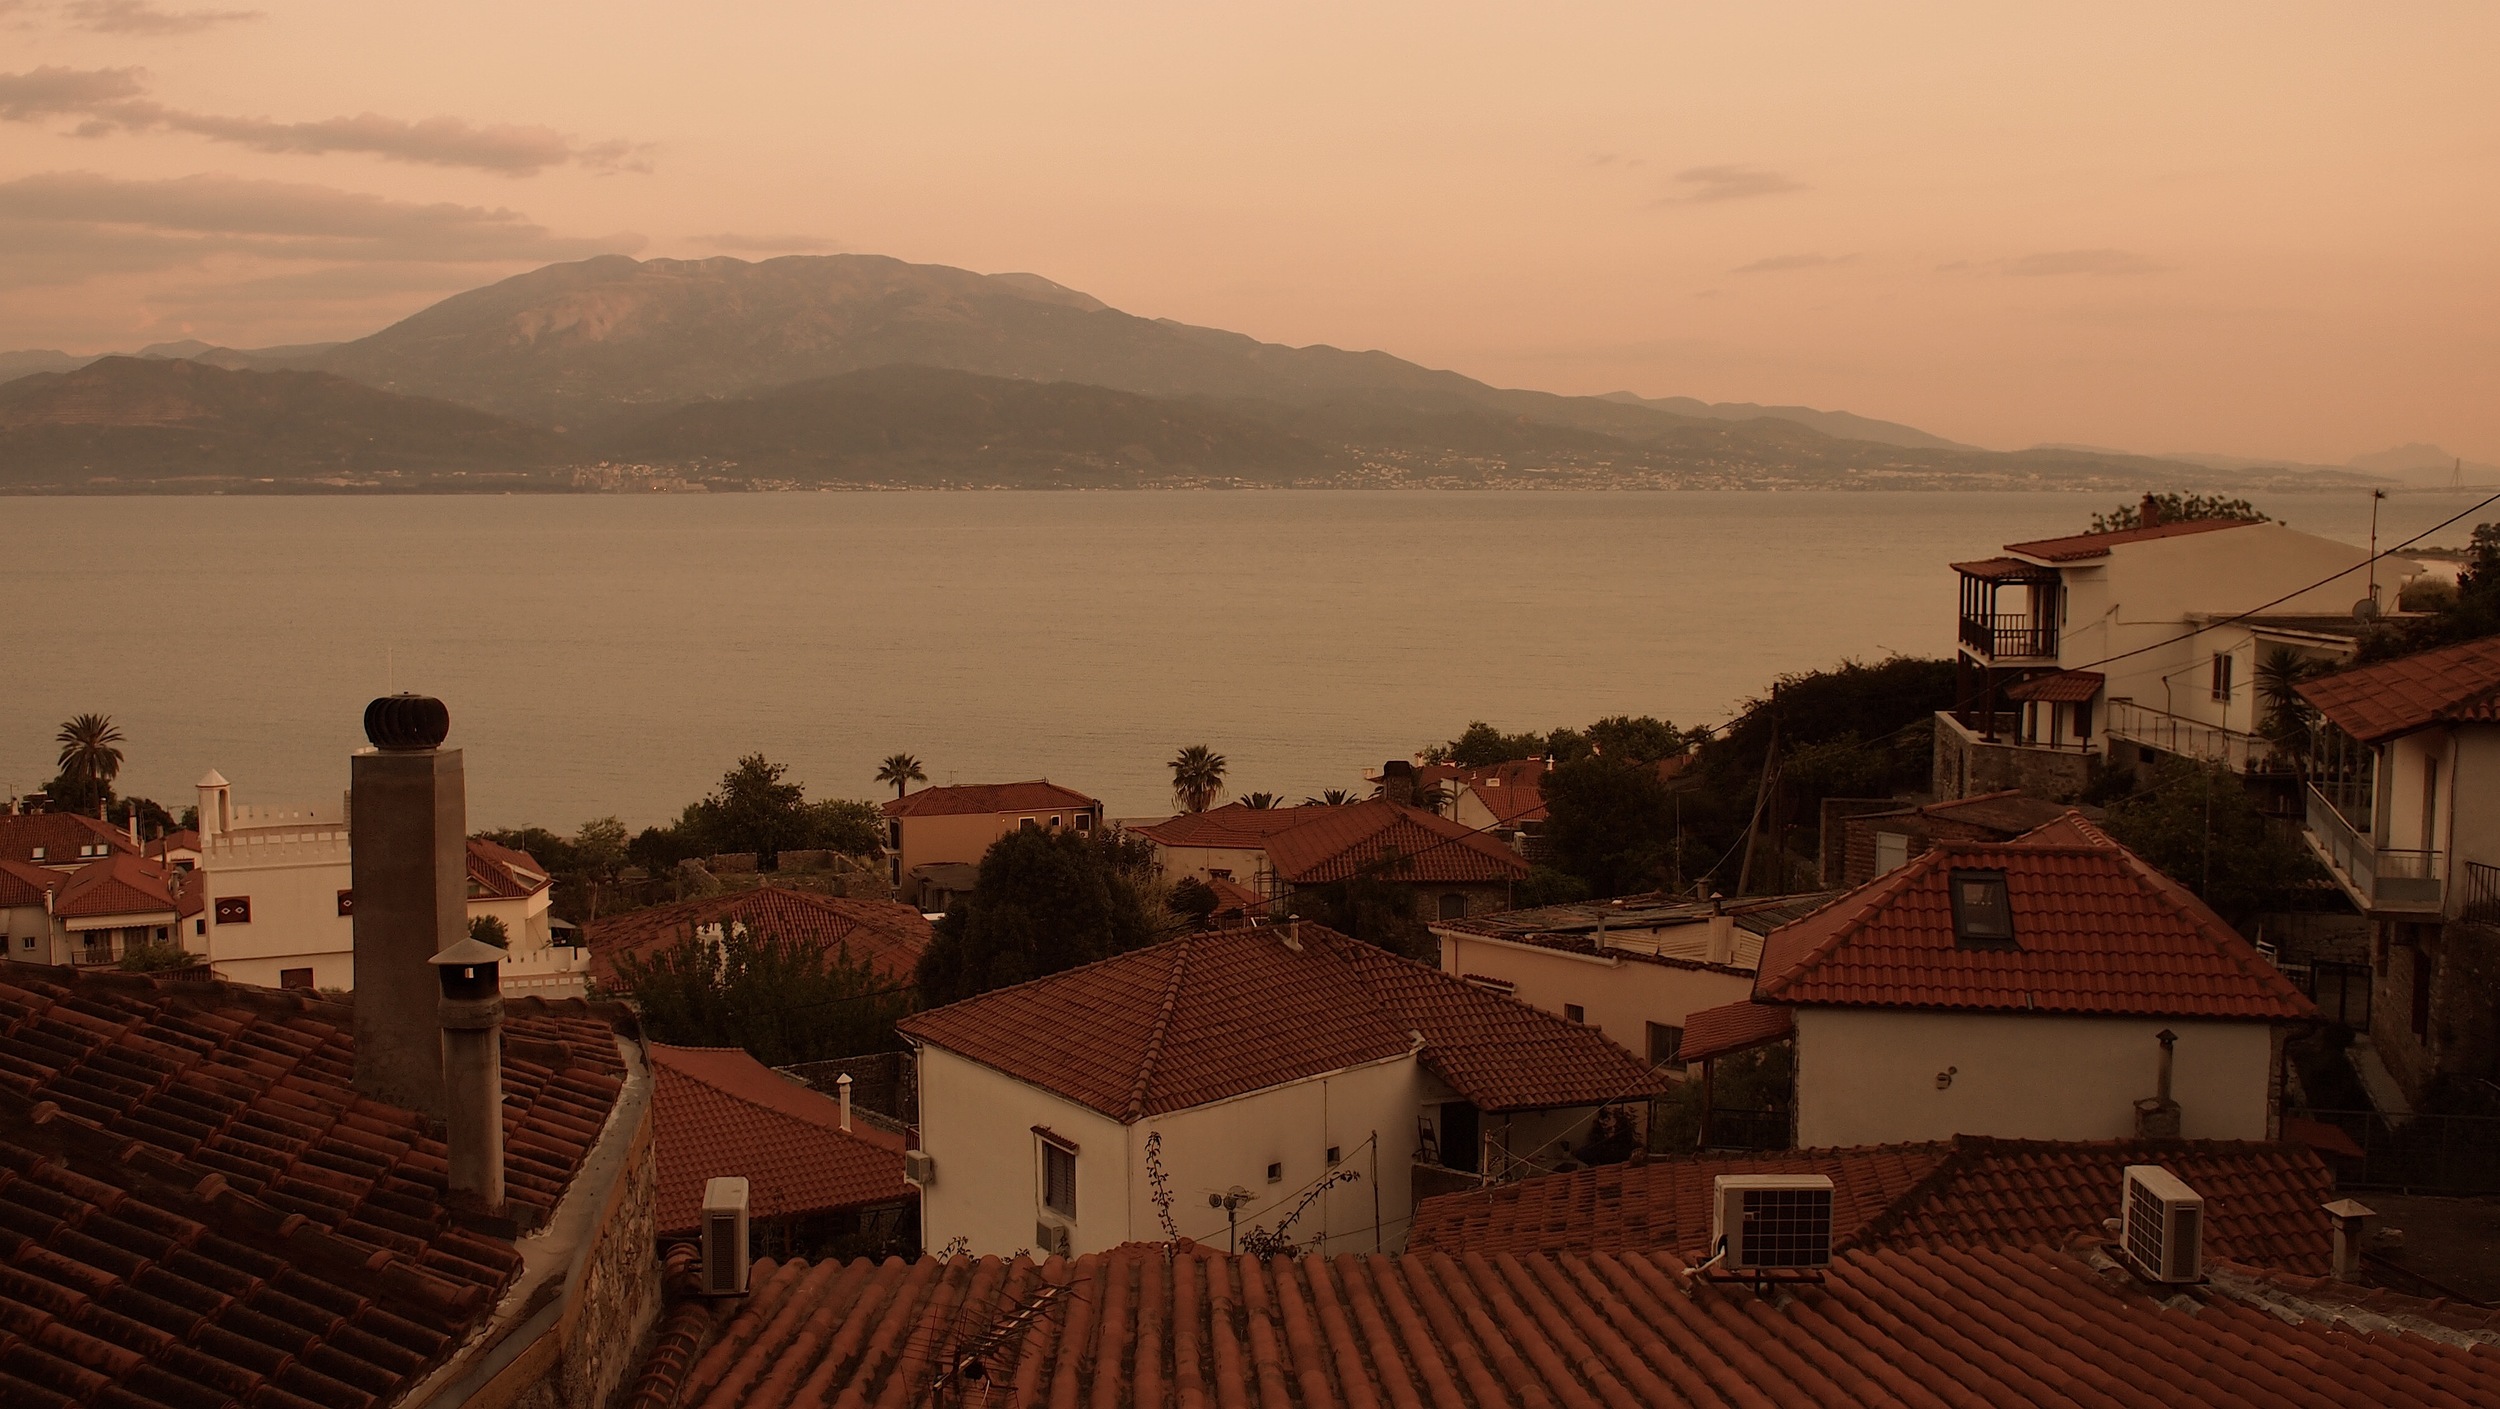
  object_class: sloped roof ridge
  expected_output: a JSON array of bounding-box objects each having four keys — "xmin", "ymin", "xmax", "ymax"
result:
[
  {"xmin": 2111, "ymin": 844, "xmax": 2306, "ymax": 1006},
  {"xmin": 1754, "ymin": 850, "xmax": 1938, "ymax": 999},
  {"xmin": 1123, "ymin": 937, "xmax": 1197, "ymax": 1120}
]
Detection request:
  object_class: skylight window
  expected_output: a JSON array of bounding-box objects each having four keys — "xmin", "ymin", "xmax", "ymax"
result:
[{"xmin": 1948, "ymin": 868, "xmax": 2016, "ymax": 945}]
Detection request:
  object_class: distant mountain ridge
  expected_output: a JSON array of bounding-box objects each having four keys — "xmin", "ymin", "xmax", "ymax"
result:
[{"xmin": 1596, "ymin": 391, "xmax": 1973, "ymax": 451}]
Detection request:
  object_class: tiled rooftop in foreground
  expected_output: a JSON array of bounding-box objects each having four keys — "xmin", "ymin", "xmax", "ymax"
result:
[
  {"xmin": 0, "ymin": 967, "xmax": 629, "ymax": 1409},
  {"xmin": 626, "ymin": 1239, "xmax": 2500, "ymax": 1409}
]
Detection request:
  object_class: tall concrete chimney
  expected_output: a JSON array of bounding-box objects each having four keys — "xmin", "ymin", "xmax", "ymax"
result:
[
  {"xmin": 429, "ymin": 936, "xmax": 507, "ymax": 1214},
  {"xmin": 351, "ymin": 694, "xmax": 465, "ymax": 1116},
  {"xmin": 836, "ymin": 1072, "xmax": 853, "ymax": 1133}
]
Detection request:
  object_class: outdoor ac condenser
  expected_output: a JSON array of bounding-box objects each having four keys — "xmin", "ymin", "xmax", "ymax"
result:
[
  {"xmin": 1034, "ymin": 1220, "xmax": 1073, "ymax": 1259},
  {"xmin": 1711, "ymin": 1174, "xmax": 1835, "ymax": 1273},
  {"xmin": 904, "ymin": 1150, "xmax": 936, "ymax": 1187},
  {"xmin": 2120, "ymin": 1165, "xmax": 2205, "ymax": 1283},
  {"xmin": 701, "ymin": 1176, "xmax": 751, "ymax": 1296}
]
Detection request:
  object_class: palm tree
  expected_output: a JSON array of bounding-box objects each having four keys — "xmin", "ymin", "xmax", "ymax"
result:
[
  {"xmin": 1303, "ymin": 788, "xmax": 1360, "ymax": 806},
  {"xmin": 1241, "ymin": 792, "xmax": 1280, "ymax": 809},
  {"xmin": 1169, "ymin": 745, "xmax": 1228, "ymax": 814},
  {"xmin": 2255, "ymin": 647, "xmax": 2326, "ymax": 764},
  {"xmin": 55, "ymin": 714, "xmax": 125, "ymax": 804},
  {"xmin": 874, "ymin": 753, "xmax": 927, "ymax": 799}
]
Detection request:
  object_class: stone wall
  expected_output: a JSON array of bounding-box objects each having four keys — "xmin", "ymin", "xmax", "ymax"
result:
[
  {"xmin": 2372, "ymin": 920, "xmax": 2500, "ymax": 1103},
  {"xmin": 1930, "ymin": 716, "xmax": 2092, "ymax": 803}
]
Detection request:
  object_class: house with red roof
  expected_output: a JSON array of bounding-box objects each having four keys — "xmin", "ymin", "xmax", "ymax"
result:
[
  {"xmin": 583, "ymin": 885, "xmax": 933, "ymax": 990},
  {"xmin": 1130, "ymin": 800, "xmax": 1324, "ymax": 889},
  {"xmin": 1941, "ymin": 499, "xmax": 2420, "ymax": 800},
  {"xmin": 1685, "ymin": 814, "xmax": 2314, "ymax": 1148},
  {"xmin": 878, "ymin": 781, "xmax": 1101, "ymax": 908},
  {"xmin": 647, "ymin": 1043, "xmax": 915, "ymax": 1259},
  {"xmin": 895, "ymin": 921, "xmax": 1668, "ymax": 1259},
  {"xmin": 0, "ymin": 808, "xmax": 140, "ymax": 871},
  {"xmin": 1824, "ymin": 788, "xmax": 2087, "ymax": 886},
  {"xmin": 1139, "ymin": 797, "xmax": 1530, "ymax": 922},
  {"xmin": 2298, "ymin": 634, "xmax": 2500, "ymax": 1099}
]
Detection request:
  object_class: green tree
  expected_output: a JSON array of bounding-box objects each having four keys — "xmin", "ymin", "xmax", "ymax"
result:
[
  {"xmin": 1167, "ymin": 876, "xmax": 1219, "ymax": 930},
  {"xmin": 119, "ymin": 940, "xmax": 200, "ymax": 974},
  {"xmin": 469, "ymin": 914, "xmax": 510, "ymax": 948},
  {"xmin": 2253, "ymin": 646, "xmax": 2328, "ymax": 759},
  {"xmin": 2088, "ymin": 494, "xmax": 2267, "ymax": 533},
  {"xmin": 1583, "ymin": 715, "xmax": 1696, "ymax": 764},
  {"xmin": 48, "ymin": 712, "xmax": 125, "ymax": 814},
  {"xmin": 1169, "ymin": 745, "xmax": 1228, "ymax": 813},
  {"xmin": 108, "ymin": 796, "xmax": 177, "ymax": 841},
  {"xmin": 572, "ymin": 816, "xmax": 629, "ymax": 923},
  {"xmin": 1302, "ymin": 788, "xmax": 1361, "ymax": 806},
  {"xmin": 614, "ymin": 922, "xmax": 912, "ymax": 1065},
  {"xmin": 2101, "ymin": 758, "xmax": 2326, "ymax": 930},
  {"xmin": 1541, "ymin": 753, "xmax": 1677, "ymax": 897},
  {"xmin": 1285, "ymin": 857, "xmax": 1436, "ymax": 961},
  {"xmin": 915, "ymin": 827, "xmax": 1162, "ymax": 1006},
  {"xmin": 875, "ymin": 752, "xmax": 927, "ymax": 799},
  {"xmin": 802, "ymin": 798, "xmax": 884, "ymax": 855},
  {"xmin": 2357, "ymin": 521, "xmax": 2500, "ymax": 662},
  {"xmin": 1441, "ymin": 721, "xmax": 1550, "ymax": 767},
  {"xmin": 1241, "ymin": 792, "xmax": 1281, "ymax": 809}
]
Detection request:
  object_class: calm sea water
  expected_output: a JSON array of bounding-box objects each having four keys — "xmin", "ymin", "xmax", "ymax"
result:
[{"xmin": 2, "ymin": 489, "xmax": 2484, "ymax": 829}]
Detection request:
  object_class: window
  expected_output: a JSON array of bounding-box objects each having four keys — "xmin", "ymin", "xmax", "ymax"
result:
[
  {"xmin": 1436, "ymin": 893, "xmax": 1467, "ymax": 920},
  {"xmin": 1048, "ymin": 814, "xmax": 1063, "ymax": 829},
  {"xmin": 1326, "ymin": 1145, "xmax": 1341, "ymax": 1166},
  {"xmin": 1948, "ymin": 869, "xmax": 2015, "ymax": 944},
  {"xmin": 1074, "ymin": 812, "xmax": 1093, "ymax": 832},
  {"xmin": 1266, "ymin": 1161, "xmax": 1282, "ymax": 1183},
  {"xmin": 29, "ymin": 847, "xmax": 42, "ymax": 860},
  {"xmin": 194, "ymin": 919, "xmax": 206, "ymax": 937},
  {"xmin": 337, "ymin": 889, "xmax": 355, "ymax": 916},
  {"xmin": 1564, "ymin": 1003, "xmax": 1586, "ymax": 1024},
  {"xmin": 280, "ymin": 968, "xmax": 314, "ymax": 990},
  {"xmin": 213, "ymin": 896, "xmax": 251, "ymax": 925},
  {"xmin": 1020, "ymin": 816, "xmax": 1038, "ymax": 830},
  {"xmin": 1040, "ymin": 1140, "xmax": 1076, "ymax": 1217},
  {"xmin": 1647, "ymin": 1022, "xmax": 1685, "ymax": 1071},
  {"xmin": 1873, "ymin": 831, "xmax": 1911, "ymax": 874},
  {"xmin": 153, "ymin": 927, "xmax": 167, "ymax": 942},
  {"xmin": 19, "ymin": 936, "xmax": 32, "ymax": 951},
  {"xmin": 2210, "ymin": 652, "xmax": 2235, "ymax": 702}
]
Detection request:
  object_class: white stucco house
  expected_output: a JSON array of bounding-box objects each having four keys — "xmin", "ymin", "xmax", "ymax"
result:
[
  {"xmin": 896, "ymin": 922, "xmax": 1669, "ymax": 1258},
  {"xmin": 1684, "ymin": 814, "xmax": 2315, "ymax": 1148},
  {"xmin": 1940, "ymin": 506, "xmax": 2421, "ymax": 797},
  {"xmin": 1430, "ymin": 891, "xmax": 1833, "ymax": 1074}
]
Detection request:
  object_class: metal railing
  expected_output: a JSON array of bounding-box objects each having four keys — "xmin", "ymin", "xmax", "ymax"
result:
[
  {"xmin": 2463, "ymin": 861, "xmax": 2500, "ymax": 925},
  {"xmin": 2292, "ymin": 1108, "xmax": 2500, "ymax": 1195},
  {"xmin": 1958, "ymin": 613, "xmax": 2057, "ymax": 660},
  {"xmin": 2304, "ymin": 785, "xmax": 2444, "ymax": 912},
  {"xmin": 2105, "ymin": 699, "xmax": 2273, "ymax": 771}
]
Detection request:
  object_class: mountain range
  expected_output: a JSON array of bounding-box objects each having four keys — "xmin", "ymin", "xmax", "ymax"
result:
[{"xmin": 0, "ymin": 253, "xmax": 2402, "ymax": 491}]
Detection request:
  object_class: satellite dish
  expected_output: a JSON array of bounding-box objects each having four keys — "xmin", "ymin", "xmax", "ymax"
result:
[{"xmin": 2353, "ymin": 597, "xmax": 2382, "ymax": 621}]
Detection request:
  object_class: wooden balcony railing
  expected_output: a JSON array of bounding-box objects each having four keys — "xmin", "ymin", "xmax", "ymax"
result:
[{"xmin": 1958, "ymin": 613, "xmax": 2057, "ymax": 660}]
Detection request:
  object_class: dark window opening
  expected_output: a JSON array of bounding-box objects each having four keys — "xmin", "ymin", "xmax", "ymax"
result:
[
  {"xmin": 2411, "ymin": 951, "xmax": 2433, "ymax": 1039},
  {"xmin": 1564, "ymin": 1003, "xmax": 1586, "ymax": 1024},
  {"xmin": 280, "ymin": 968, "xmax": 314, "ymax": 990},
  {"xmin": 1439, "ymin": 1101, "xmax": 1481, "ymax": 1174},
  {"xmin": 1265, "ymin": 1161, "xmax": 1282, "ymax": 1183},
  {"xmin": 1437, "ymin": 892, "xmax": 1467, "ymax": 920},
  {"xmin": 2210, "ymin": 653, "xmax": 2235, "ymax": 702},
  {"xmin": 1948, "ymin": 869, "xmax": 2016, "ymax": 945},
  {"xmin": 1648, "ymin": 1022, "xmax": 1686, "ymax": 1071},
  {"xmin": 1041, "ymin": 1140, "xmax": 1076, "ymax": 1216},
  {"xmin": 1326, "ymin": 1145, "xmax": 1341, "ymax": 1166}
]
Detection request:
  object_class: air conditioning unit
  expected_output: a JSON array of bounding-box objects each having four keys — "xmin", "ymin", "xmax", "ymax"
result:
[
  {"xmin": 1034, "ymin": 1220, "xmax": 1073, "ymax": 1259},
  {"xmin": 1712, "ymin": 1174, "xmax": 1835, "ymax": 1273},
  {"xmin": 904, "ymin": 1150, "xmax": 936, "ymax": 1187},
  {"xmin": 700, "ymin": 1177, "xmax": 750, "ymax": 1296},
  {"xmin": 2120, "ymin": 1165, "xmax": 2204, "ymax": 1284}
]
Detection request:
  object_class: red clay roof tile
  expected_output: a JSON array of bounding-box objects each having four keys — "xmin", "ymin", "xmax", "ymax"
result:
[
  {"xmin": 0, "ymin": 814, "xmax": 139, "ymax": 870},
  {"xmin": 2296, "ymin": 633, "xmax": 2500, "ymax": 744},
  {"xmin": 2004, "ymin": 516, "xmax": 2259, "ymax": 562},
  {"xmin": 647, "ymin": 1044, "xmax": 907, "ymax": 1237},
  {"xmin": 1259, "ymin": 799, "xmax": 1529, "ymax": 885},
  {"xmin": 50, "ymin": 855, "xmax": 179, "ymax": 922},
  {"xmin": 879, "ymin": 781, "xmax": 1099, "ymax": 819},
  {"xmin": 1132, "ymin": 802, "xmax": 1329, "ymax": 849},
  {"xmin": 898, "ymin": 922, "xmax": 1665, "ymax": 1118}
]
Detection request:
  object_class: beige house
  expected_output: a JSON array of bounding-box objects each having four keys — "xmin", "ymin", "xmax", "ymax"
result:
[
  {"xmin": 1131, "ymin": 802, "xmax": 1330, "ymax": 886},
  {"xmin": 1430, "ymin": 891, "xmax": 1834, "ymax": 1073},
  {"xmin": 1, "ymin": 852, "xmax": 184, "ymax": 967},
  {"xmin": 881, "ymin": 780, "xmax": 1101, "ymax": 908},
  {"xmin": 897, "ymin": 922, "xmax": 1668, "ymax": 1258},
  {"xmin": 1942, "ymin": 506, "xmax": 2419, "ymax": 798}
]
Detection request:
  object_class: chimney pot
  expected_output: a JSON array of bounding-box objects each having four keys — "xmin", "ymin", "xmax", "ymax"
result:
[
  {"xmin": 429, "ymin": 937, "xmax": 506, "ymax": 1214},
  {"xmin": 836, "ymin": 1073, "xmax": 853, "ymax": 1132},
  {"xmin": 2323, "ymin": 1198, "xmax": 2375, "ymax": 1280}
]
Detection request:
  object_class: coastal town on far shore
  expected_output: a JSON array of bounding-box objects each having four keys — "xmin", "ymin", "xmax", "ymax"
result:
[{"xmin": 7, "ymin": 491, "xmax": 2500, "ymax": 1407}]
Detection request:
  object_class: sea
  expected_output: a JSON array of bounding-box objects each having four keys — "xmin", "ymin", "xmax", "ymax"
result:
[{"xmin": 3, "ymin": 488, "xmax": 2487, "ymax": 830}]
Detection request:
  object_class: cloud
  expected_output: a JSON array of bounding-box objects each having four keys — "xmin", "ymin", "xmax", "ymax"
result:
[
  {"xmin": 692, "ymin": 232, "xmax": 843, "ymax": 253},
  {"xmin": 1732, "ymin": 252, "xmax": 1851, "ymax": 274},
  {"xmin": 64, "ymin": 0, "xmax": 261, "ymax": 33},
  {"xmin": 1661, "ymin": 165, "xmax": 1804, "ymax": 204},
  {"xmin": 2003, "ymin": 248, "xmax": 2163, "ymax": 277},
  {"xmin": 0, "ymin": 65, "xmax": 648, "ymax": 175},
  {"xmin": 0, "ymin": 170, "xmax": 644, "ymax": 287}
]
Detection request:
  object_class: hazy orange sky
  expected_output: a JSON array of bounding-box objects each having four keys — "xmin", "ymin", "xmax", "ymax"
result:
[{"xmin": 2, "ymin": 2, "xmax": 2494, "ymax": 462}]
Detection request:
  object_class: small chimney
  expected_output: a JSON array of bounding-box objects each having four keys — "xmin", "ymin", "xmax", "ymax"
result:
[
  {"xmin": 428, "ymin": 935, "xmax": 507, "ymax": 1214},
  {"xmin": 1704, "ymin": 912, "xmax": 1736, "ymax": 967},
  {"xmin": 1382, "ymin": 760, "xmax": 1416, "ymax": 808},
  {"xmin": 2322, "ymin": 1198, "xmax": 2375, "ymax": 1280},
  {"xmin": 836, "ymin": 1072, "xmax": 854, "ymax": 1132},
  {"xmin": 1283, "ymin": 917, "xmax": 1303, "ymax": 951},
  {"xmin": 2134, "ymin": 1028, "xmax": 2182, "ymax": 1138},
  {"xmin": 126, "ymin": 812, "xmax": 139, "ymax": 844},
  {"xmin": 2139, "ymin": 492, "xmax": 2162, "ymax": 528}
]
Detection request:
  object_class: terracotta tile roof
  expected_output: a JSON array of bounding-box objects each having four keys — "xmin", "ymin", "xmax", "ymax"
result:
[
  {"xmin": 0, "ymin": 812, "xmax": 138, "ymax": 869},
  {"xmin": 1200, "ymin": 875, "xmax": 1269, "ymax": 922},
  {"xmin": 1678, "ymin": 998, "xmax": 1795, "ymax": 1061},
  {"xmin": 464, "ymin": 837, "xmax": 550, "ymax": 899},
  {"xmin": 0, "ymin": 967, "xmax": 628, "ymax": 1409},
  {"xmin": 879, "ymin": 781, "xmax": 1099, "ymax": 819},
  {"xmin": 1437, "ymin": 891, "xmax": 1837, "ymax": 975},
  {"xmin": 1950, "ymin": 554, "xmax": 2055, "ymax": 579},
  {"xmin": 2004, "ymin": 516, "xmax": 2259, "ymax": 562},
  {"xmin": 1449, "ymin": 758, "xmax": 1554, "ymax": 825},
  {"xmin": 1261, "ymin": 799, "xmax": 1530, "ymax": 885},
  {"xmin": 2297, "ymin": 633, "xmax": 2500, "ymax": 744},
  {"xmin": 0, "ymin": 857, "xmax": 63, "ymax": 909},
  {"xmin": 1132, "ymin": 803, "xmax": 1325, "ymax": 850},
  {"xmin": 585, "ymin": 886, "xmax": 933, "ymax": 987},
  {"xmin": 1754, "ymin": 832, "xmax": 2315, "ymax": 1020},
  {"xmin": 643, "ymin": 1240, "xmax": 2500, "ymax": 1409},
  {"xmin": 647, "ymin": 1045, "xmax": 907, "ymax": 1238},
  {"xmin": 2004, "ymin": 669, "xmax": 2105, "ymax": 702},
  {"xmin": 51, "ymin": 854, "xmax": 180, "ymax": 922},
  {"xmin": 898, "ymin": 923, "xmax": 1666, "ymax": 1119},
  {"xmin": 1408, "ymin": 1135, "xmax": 2340, "ymax": 1275}
]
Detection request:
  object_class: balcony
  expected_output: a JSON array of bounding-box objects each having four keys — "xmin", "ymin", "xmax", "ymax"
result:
[
  {"xmin": 2106, "ymin": 700, "xmax": 2276, "ymax": 772},
  {"xmin": 2304, "ymin": 784, "xmax": 2443, "ymax": 915},
  {"xmin": 1958, "ymin": 613, "xmax": 2059, "ymax": 663}
]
